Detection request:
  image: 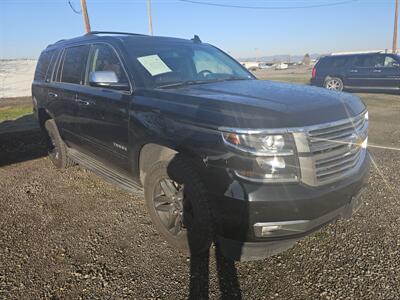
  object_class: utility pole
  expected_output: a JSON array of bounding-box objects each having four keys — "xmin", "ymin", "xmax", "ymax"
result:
[
  {"xmin": 147, "ymin": 0, "xmax": 153, "ymax": 35},
  {"xmin": 80, "ymin": 0, "xmax": 91, "ymax": 33},
  {"xmin": 393, "ymin": 0, "xmax": 398, "ymax": 53}
]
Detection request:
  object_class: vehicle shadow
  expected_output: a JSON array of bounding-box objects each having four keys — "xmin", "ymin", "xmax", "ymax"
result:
[{"xmin": 0, "ymin": 114, "xmax": 47, "ymax": 167}]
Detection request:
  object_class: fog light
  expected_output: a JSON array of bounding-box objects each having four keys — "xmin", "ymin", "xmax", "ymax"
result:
[
  {"xmin": 254, "ymin": 220, "xmax": 309, "ymax": 237},
  {"xmin": 261, "ymin": 225, "xmax": 282, "ymax": 236}
]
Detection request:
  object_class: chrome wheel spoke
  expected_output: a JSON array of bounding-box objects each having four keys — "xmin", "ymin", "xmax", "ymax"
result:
[
  {"xmin": 167, "ymin": 212, "xmax": 179, "ymax": 229},
  {"xmin": 160, "ymin": 179, "xmax": 179, "ymax": 198},
  {"xmin": 154, "ymin": 196, "xmax": 174, "ymax": 212},
  {"xmin": 168, "ymin": 213, "xmax": 182, "ymax": 235},
  {"xmin": 156, "ymin": 204, "xmax": 174, "ymax": 213}
]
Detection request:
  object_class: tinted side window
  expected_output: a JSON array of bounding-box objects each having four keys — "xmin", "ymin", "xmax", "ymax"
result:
[
  {"xmin": 354, "ymin": 55, "xmax": 382, "ymax": 68},
  {"xmin": 331, "ymin": 57, "xmax": 350, "ymax": 68},
  {"xmin": 88, "ymin": 44, "xmax": 128, "ymax": 84},
  {"xmin": 34, "ymin": 51, "xmax": 53, "ymax": 81},
  {"xmin": 61, "ymin": 45, "xmax": 90, "ymax": 84},
  {"xmin": 316, "ymin": 57, "xmax": 331, "ymax": 68},
  {"xmin": 383, "ymin": 55, "xmax": 399, "ymax": 67}
]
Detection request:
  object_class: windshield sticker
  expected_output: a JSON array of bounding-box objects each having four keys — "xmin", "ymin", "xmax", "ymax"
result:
[{"xmin": 137, "ymin": 55, "xmax": 172, "ymax": 76}]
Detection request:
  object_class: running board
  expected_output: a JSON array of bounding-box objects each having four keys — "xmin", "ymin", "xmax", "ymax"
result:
[
  {"xmin": 344, "ymin": 86, "xmax": 400, "ymax": 90},
  {"xmin": 67, "ymin": 147, "xmax": 143, "ymax": 196}
]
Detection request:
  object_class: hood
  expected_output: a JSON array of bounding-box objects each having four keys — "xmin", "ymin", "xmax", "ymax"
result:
[{"xmin": 136, "ymin": 80, "xmax": 366, "ymax": 129}]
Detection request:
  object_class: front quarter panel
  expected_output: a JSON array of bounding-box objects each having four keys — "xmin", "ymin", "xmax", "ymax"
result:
[{"xmin": 128, "ymin": 89, "xmax": 230, "ymax": 181}]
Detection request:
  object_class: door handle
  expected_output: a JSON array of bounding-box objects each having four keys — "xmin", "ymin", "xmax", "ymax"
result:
[
  {"xmin": 372, "ymin": 69, "xmax": 382, "ymax": 73},
  {"xmin": 48, "ymin": 92, "xmax": 58, "ymax": 98},
  {"xmin": 349, "ymin": 69, "xmax": 358, "ymax": 73},
  {"xmin": 75, "ymin": 98, "xmax": 92, "ymax": 106}
]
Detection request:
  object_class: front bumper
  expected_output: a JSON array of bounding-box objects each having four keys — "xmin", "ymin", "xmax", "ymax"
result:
[{"xmin": 213, "ymin": 153, "xmax": 370, "ymax": 261}]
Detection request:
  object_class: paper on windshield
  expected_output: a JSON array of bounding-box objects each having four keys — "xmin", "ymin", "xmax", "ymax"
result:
[{"xmin": 137, "ymin": 55, "xmax": 172, "ymax": 76}]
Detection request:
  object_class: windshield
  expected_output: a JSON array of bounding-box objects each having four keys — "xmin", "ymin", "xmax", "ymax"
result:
[{"xmin": 124, "ymin": 41, "xmax": 253, "ymax": 88}]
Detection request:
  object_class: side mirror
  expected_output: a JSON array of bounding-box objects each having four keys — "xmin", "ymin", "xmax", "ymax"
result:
[
  {"xmin": 89, "ymin": 71, "xmax": 130, "ymax": 91},
  {"xmin": 393, "ymin": 62, "xmax": 400, "ymax": 68}
]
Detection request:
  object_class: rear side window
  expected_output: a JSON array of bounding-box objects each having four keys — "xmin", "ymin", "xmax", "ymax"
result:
[
  {"xmin": 34, "ymin": 51, "xmax": 53, "ymax": 81},
  {"xmin": 353, "ymin": 55, "xmax": 381, "ymax": 68},
  {"xmin": 331, "ymin": 57, "xmax": 349, "ymax": 68},
  {"xmin": 316, "ymin": 57, "xmax": 332, "ymax": 68},
  {"xmin": 317, "ymin": 56, "xmax": 350, "ymax": 69},
  {"xmin": 61, "ymin": 45, "xmax": 90, "ymax": 84}
]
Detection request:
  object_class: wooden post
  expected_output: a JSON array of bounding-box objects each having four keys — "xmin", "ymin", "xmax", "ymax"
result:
[
  {"xmin": 80, "ymin": 0, "xmax": 91, "ymax": 33},
  {"xmin": 393, "ymin": 0, "xmax": 398, "ymax": 53},
  {"xmin": 148, "ymin": 0, "xmax": 153, "ymax": 35}
]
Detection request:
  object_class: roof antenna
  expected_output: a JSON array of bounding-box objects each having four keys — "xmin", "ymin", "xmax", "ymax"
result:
[{"xmin": 192, "ymin": 35, "xmax": 202, "ymax": 43}]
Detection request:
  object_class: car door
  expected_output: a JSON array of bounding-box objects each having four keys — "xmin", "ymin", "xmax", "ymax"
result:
[
  {"xmin": 368, "ymin": 54, "xmax": 400, "ymax": 89},
  {"xmin": 345, "ymin": 55, "xmax": 376, "ymax": 88},
  {"xmin": 75, "ymin": 43, "xmax": 132, "ymax": 174},
  {"xmin": 48, "ymin": 45, "xmax": 90, "ymax": 149}
]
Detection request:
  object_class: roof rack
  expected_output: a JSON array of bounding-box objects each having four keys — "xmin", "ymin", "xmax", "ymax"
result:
[
  {"xmin": 85, "ymin": 31, "xmax": 147, "ymax": 37},
  {"xmin": 46, "ymin": 39, "xmax": 67, "ymax": 48},
  {"xmin": 330, "ymin": 50, "xmax": 386, "ymax": 56}
]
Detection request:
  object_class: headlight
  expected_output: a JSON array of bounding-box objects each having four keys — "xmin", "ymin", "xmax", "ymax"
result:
[
  {"xmin": 221, "ymin": 131, "xmax": 300, "ymax": 183},
  {"xmin": 222, "ymin": 132, "xmax": 295, "ymax": 156}
]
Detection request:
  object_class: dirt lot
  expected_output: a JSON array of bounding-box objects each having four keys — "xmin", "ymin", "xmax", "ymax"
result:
[
  {"xmin": 252, "ymin": 66, "xmax": 312, "ymax": 84},
  {"xmin": 1, "ymin": 88, "xmax": 400, "ymax": 299}
]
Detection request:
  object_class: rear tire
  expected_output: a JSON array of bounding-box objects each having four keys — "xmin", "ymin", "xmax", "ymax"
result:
[
  {"xmin": 144, "ymin": 156, "xmax": 214, "ymax": 255},
  {"xmin": 44, "ymin": 119, "xmax": 74, "ymax": 169},
  {"xmin": 324, "ymin": 77, "xmax": 344, "ymax": 91}
]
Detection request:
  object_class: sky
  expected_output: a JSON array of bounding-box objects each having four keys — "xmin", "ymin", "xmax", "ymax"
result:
[{"xmin": 0, "ymin": 0, "xmax": 397, "ymax": 59}]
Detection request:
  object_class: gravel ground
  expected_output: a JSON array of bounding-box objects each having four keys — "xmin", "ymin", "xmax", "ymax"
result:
[{"xmin": 0, "ymin": 93, "xmax": 399, "ymax": 299}]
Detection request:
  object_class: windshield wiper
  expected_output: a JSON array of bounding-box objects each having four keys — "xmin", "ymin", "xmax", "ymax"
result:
[
  {"xmin": 219, "ymin": 76, "xmax": 253, "ymax": 82},
  {"xmin": 157, "ymin": 76, "xmax": 252, "ymax": 89},
  {"xmin": 157, "ymin": 80, "xmax": 210, "ymax": 89}
]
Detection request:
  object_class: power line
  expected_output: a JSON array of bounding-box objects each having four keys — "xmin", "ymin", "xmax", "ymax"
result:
[
  {"xmin": 67, "ymin": 0, "xmax": 82, "ymax": 14},
  {"xmin": 177, "ymin": 0, "xmax": 358, "ymax": 10}
]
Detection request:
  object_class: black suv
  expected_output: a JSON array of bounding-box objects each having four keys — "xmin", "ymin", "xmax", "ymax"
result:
[
  {"xmin": 32, "ymin": 32, "xmax": 370, "ymax": 261},
  {"xmin": 311, "ymin": 52, "xmax": 400, "ymax": 92}
]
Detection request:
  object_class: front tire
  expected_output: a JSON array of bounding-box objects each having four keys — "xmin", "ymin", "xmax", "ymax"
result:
[
  {"xmin": 144, "ymin": 156, "xmax": 214, "ymax": 255},
  {"xmin": 44, "ymin": 119, "xmax": 74, "ymax": 169},
  {"xmin": 324, "ymin": 77, "xmax": 344, "ymax": 91}
]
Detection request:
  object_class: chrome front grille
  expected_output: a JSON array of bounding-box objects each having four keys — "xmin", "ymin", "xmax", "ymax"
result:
[
  {"xmin": 314, "ymin": 146, "xmax": 363, "ymax": 182},
  {"xmin": 295, "ymin": 112, "xmax": 368, "ymax": 186},
  {"xmin": 308, "ymin": 113, "xmax": 367, "ymax": 154}
]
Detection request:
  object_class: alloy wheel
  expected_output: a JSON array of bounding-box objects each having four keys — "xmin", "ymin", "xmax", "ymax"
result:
[
  {"xmin": 153, "ymin": 178, "xmax": 190, "ymax": 236},
  {"xmin": 326, "ymin": 79, "xmax": 342, "ymax": 91},
  {"xmin": 48, "ymin": 131, "xmax": 60, "ymax": 160}
]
